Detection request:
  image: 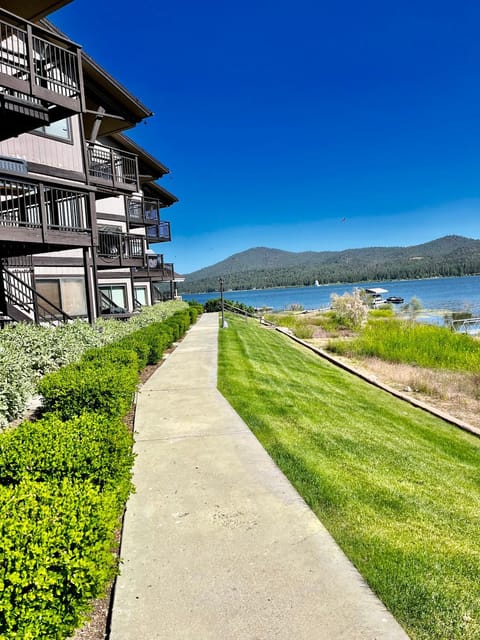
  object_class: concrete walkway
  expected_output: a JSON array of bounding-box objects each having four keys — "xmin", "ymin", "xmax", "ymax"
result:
[{"xmin": 109, "ymin": 313, "xmax": 409, "ymax": 639}]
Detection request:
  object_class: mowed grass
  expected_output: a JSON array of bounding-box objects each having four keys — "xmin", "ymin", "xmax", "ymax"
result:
[
  {"xmin": 328, "ymin": 319, "xmax": 480, "ymax": 371},
  {"xmin": 218, "ymin": 315, "xmax": 480, "ymax": 640}
]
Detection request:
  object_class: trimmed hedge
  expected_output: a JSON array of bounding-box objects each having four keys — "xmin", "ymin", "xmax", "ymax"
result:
[
  {"xmin": 0, "ymin": 478, "xmax": 120, "ymax": 640},
  {"xmin": 0, "ymin": 412, "xmax": 134, "ymax": 501},
  {"xmin": 38, "ymin": 359, "xmax": 139, "ymax": 421},
  {"xmin": 0, "ymin": 304, "xmax": 201, "ymax": 638}
]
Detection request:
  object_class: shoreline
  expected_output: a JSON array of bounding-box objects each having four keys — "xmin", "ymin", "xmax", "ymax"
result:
[{"xmin": 182, "ymin": 273, "xmax": 480, "ymax": 297}]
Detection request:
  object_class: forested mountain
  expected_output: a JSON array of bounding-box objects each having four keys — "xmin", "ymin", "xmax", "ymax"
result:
[{"xmin": 179, "ymin": 235, "xmax": 480, "ymax": 293}]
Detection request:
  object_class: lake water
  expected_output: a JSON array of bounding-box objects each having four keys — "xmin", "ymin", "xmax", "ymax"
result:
[{"xmin": 183, "ymin": 275, "xmax": 480, "ymax": 319}]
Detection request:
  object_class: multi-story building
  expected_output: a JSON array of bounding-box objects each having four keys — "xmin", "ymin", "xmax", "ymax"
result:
[{"xmin": 0, "ymin": 0, "xmax": 180, "ymax": 324}]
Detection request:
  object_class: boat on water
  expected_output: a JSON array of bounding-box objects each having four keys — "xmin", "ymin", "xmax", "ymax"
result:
[
  {"xmin": 365, "ymin": 287, "xmax": 388, "ymax": 306},
  {"xmin": 364, "ymin": 288, "xmax": 405, "ymax": 306}
]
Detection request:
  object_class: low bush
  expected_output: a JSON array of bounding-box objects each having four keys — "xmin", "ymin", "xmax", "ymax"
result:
[
  {"xmin": 111, "ymin": 335, "xmax": 150, "ymax": 371},
  {"xmin": 0, "ymin": 345, "xmax": 35, "ymax": 428},
  {"xmin": 38, "ymin": 359, "xmax": 139, "ymax": 420},
  {"xmin": 0, "ymin": 412, "xmax": 134, "ymax": 500},
  {"xmin": 187, "ymin": 301, "xmax": 203, "ymax": 323},
  {"xmin": 0, "ymin": 478, "xmax": 121, "ymax": 640},
  {"xmin": 164, "ymin": 310, "xmax": 191, "ymax": 341},
  {"xmin": 135, "ymin": 323, "xmax": 169, "ymax": 365}
]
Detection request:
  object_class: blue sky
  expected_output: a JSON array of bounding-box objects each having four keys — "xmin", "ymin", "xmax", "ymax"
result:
[{"xmin": 53, "ymin": 0, "xmax": 480, "ymax": 273}]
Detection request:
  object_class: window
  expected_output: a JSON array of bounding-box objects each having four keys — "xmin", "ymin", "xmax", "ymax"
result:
[
  {"xmin": 36, "ymin": 278, "xmax": 87, "ymax": 317},
  {"xmin": 134, "ymin": 286, "xmax": 148, "ymax": 307},
  {"xmin": 99, "ymin": 285, "xmax": 127, "ymax": 314},
  {"xmin": 34, "ymin": 118, "xmax": 72, "ymax": 142}
]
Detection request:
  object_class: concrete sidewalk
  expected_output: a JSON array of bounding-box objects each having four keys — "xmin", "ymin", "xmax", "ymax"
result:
[{"xmin": 109, "ymin": 313, "xmax": 409, "ymax": 639}]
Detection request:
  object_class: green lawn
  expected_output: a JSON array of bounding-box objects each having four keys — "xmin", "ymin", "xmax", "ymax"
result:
[{"xmin": 218, "ymin": 314, "xmax": 480, "ymax": 640}]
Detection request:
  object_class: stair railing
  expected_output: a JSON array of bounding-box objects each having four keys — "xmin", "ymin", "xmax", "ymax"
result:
[{"xmin": 2, "ymin": 267, "xmax": 72, "ymax": 324}]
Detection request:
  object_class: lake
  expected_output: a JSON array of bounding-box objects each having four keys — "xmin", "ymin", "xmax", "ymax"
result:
[{"xmin": 183, "ymin": 275, "xmax": 480, "ymax": 319}]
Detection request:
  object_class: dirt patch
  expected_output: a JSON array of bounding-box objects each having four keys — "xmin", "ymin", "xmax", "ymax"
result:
[{"xmin": 344, "ymin": 356, "xmax": 480, "ymax": 431}]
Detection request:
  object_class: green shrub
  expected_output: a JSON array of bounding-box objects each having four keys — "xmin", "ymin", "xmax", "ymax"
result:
[
  {"xmin": 38, "ymin": 361, "xmax": 139, "ymax": 420},
  {"xmin": 164, "ymin": 310, "xmax": 191, "ymax": 341},
  {"xmin": 0, "ymin": 478, "xmax": 120, "ymax": 640},
  {"xmin": 0, "ymin": 413, "xmax": 134, "ymax": 500},
  {"xmin": 187, "ymin": 301, "xmax": 203, "ymax": 323},
  {"xmin": 204, "ymin": 298, "xmax": 255, "ymax": 314},
  {"xmin": 293, "ymin": 323, "xmax": 314, "ymax": 339},
  {"xmin": 81, "ymin": 345, "xmax": 139, "ymax": 369},
  {"xmin": 137, "ymin": 324, "xmax": 168, "ymax": 364},
  {"xmin": 0, "ymin": 345, "xmax": 34, "ymax": 428},
  {"xmin": 114, "ymin": 336, "xmax": 150, "ymax": 370}
]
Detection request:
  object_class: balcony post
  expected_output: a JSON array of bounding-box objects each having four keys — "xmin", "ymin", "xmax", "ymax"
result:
[
  {"xmin": 77, "ymin": 48, "xmax": 87, "ymax": 113},
  {"xmin": 134, "ymin": 156, "xmax": 140, "ymax": 192},
  {"xmin": 25, "ymin": 24, "xmax": 35, "ymax": 96},
  {"xmin": 38, "ymin": 183, "xmax": 48, "ymax": 243},
  {"xmin": 109, "ymin": 149, "xmax": 116, "ymax": 189}
]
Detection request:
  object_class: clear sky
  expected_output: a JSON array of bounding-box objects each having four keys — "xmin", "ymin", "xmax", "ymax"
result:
[{"xmin": 53, "ymin": 0, "xmax": 480, "ymax": 273}]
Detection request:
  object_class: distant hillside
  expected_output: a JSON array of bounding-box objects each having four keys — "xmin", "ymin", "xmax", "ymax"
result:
[{"xmin": 179, "ymin": 235, "xmax": 480, "ymax": 293}]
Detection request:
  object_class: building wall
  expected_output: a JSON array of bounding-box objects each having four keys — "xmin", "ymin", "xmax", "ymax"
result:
[{"xmin": 0, "ymin": 116, "xmax": 84, "ymax": 174}]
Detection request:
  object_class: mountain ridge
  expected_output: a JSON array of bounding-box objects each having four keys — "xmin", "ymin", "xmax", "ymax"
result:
[{"xmin": 179, "ymin": 235, "xmax": 480, "ymax": 293}]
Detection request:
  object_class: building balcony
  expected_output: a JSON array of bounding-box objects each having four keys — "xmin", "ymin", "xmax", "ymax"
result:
[
  {"xmin": 133, "ymin": 253, "xmax": 174, "ymax": 281},
  {"xmin": 146, "ymin": 220, "xmax": 171, "ymax": 243},
  {"xmin": 87, "ymin": 144, "xmax": 139, "ymax": 194},
  {"xmin": 0, "ymin": 9, "xmax": 83, "ymax": 140},
  {"xmin": 96, "ymin": 230, "xmax": 145, "ymax": 268},
  {"xmin": 0, "ymin": 175, "xmax": 92, "ymax": 257}
]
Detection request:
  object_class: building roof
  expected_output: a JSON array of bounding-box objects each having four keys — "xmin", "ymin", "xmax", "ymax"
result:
[
  {"xmin": 3, "ymin": 0, "xmax": 73, "ymax": 21},
  {"xmin": 112, "ymin": 132, "xmax": 171, "ymax": 181},
  {"xmin": 365, "ymin": 288, "xmax": 388, "ymax": 295},
  {"xmin": 142, "ymin": 181, "xmax": 179, "ymax": 206},
  {"xmin": 42, "ymin": 19, "xmax": 153, "ymax": 136},
  {"xmin": 81, "ymin": 52, "xmax": 153, "ymax": 135}
]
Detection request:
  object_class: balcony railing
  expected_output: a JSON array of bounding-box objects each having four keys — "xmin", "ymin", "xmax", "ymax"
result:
[
  {"xmin": 97, "ymin": 230, "xmax": 145, "ymax": 267},
  {"xmin": 146, "ymin": 220, "xmax": 171, "ymax": 242},
  {"xmin": 0, "ymin": 176, "xmax": 92, "ymax": 248},
  {"xmin": 133, "ymin": 253, "xmax": 174, "ymax": 280},
  {"xmin": 87, "ymin": 144, "xmax": 139, "ymax": 193},
  {"xmin": 128, "ymin": 197, "xmax": 167, "ymax": 225},
  {"xmin": 0, "ymin": 9, "xmax": 82, "ymax": 113}
]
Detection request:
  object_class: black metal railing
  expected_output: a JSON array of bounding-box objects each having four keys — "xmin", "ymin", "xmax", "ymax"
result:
[
  {"xmin": 97, "ymin": 230, "xmax": 145, "ymax": 261},
  {"xmin": 143, "ymin": 255, "xmax": 174, "ymax": 279},
  {"xmin": 146, "ymin": 221, "xmax": 171, "ymax": 242},
  {"xmin": 0, "ymin": 177, "xmax": 90, "ymax": 232},
  {"xmin": 0, "ymin": 9, "xmax": 81, "ymax": 108},
  {"xmin": 127, "ymin": 197, "xmax": 144, "ymax": 224},
  {"xmin": 152, "ymin": 282, "xmax": 174, "ymax": 302},
  {"xmin": 2, "ymin": 266, "xmax": 72, "ymax": 324},
  {"xmin": 127, "ymin": 197, "xmax": 167, "ymax": 226},
  {"xmin": 87, "ymin": 144, "xmax": 138, "ymax": 191}
]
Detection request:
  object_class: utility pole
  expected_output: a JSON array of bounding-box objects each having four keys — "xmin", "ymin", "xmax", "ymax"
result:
[{"xmin": 219, "ymin": 277, "xmax": 225, "ymax": 328}]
